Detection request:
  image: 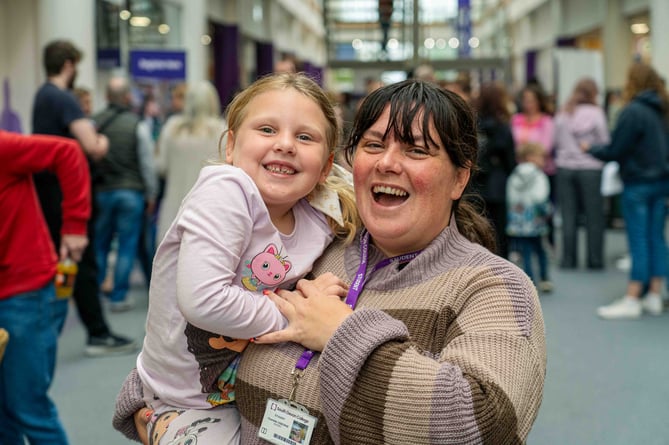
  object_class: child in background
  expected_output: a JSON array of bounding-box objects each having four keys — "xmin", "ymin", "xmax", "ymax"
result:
[
  {"xmin": 506, "ymin": 142, "xmax": 553, "ymax": 293},
  {"xmin": 123, "ymin": 73, "xmax": 358, "ymax": 444}
]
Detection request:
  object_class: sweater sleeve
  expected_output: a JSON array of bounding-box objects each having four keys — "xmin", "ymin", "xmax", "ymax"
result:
[
  {"xmin": 588, "ymin": 106, "xmax": 637, "ymax": 161},
  {"xmin": 319, "ymin": 263, "xmax": 545, "ymax": 444},
  {"xmin": 112, "ymin": 368, "xmax": 145, "ymax": 442},
  {"xmin": 0, "ymin": 131, "xmax": 90, "ymax": 235}
]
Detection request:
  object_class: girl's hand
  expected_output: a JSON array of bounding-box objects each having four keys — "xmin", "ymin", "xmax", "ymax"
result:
[
  {"xmin": 580, "ymin": 141, "xmax": 590, "ymax": 152},
  {"xmin": 134, "ymin": 407, "xmax": 153, "ymax": 445},
  {"xmin": 255, "ymin": 279, "xmax": 353, "ymax": 351}
]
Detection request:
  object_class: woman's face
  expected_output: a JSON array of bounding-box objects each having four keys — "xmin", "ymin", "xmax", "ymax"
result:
[
  {"xmin": 352, "ymin": 105, "xmax": 470, "ymax": 257},
  {"xmin": 522, "ymin": 90, "xmax": 540, "ymax": 114}
]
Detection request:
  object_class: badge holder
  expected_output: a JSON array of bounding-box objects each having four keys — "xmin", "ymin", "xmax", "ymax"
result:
[{"xmin": 259, "ymin": 369, "xmax": 318, "ymax": 444}]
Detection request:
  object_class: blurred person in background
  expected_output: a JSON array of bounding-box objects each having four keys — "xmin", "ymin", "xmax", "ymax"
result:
[
  {"xmin": 583, "ymin": 63, "xmax": 669, "ymax": 319},
  {"xmin": 0, "ymin": 131, "xmax": 90, "ymax": 444},
  {"xmin": 471, "ymin": 81, "xmax": 517, "ymax": 258},
  {"xmin": 155, "ymin": 80, "xmax": 226, "ymax": 243},
  {"xmin": 73, "ymin": 87, "xmax": 92, "ymax": 117},
  {"xmin": 554, "ymin": 77, "xmax": 610, "ymax": 270},
  {"xmin": 511, "ymin": 83, "xmax": 556, "ymax": 248},
  {"xmin": 92, "ymin": 76, "xmax": 158, "ymax": 313},
  {"xmin": 31, "ymin": 39, "xmax": 135, "ymax": 356}
]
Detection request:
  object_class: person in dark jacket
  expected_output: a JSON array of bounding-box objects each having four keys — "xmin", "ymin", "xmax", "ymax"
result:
[
  {"xmin": 583, "ymin": 62, "xmax": 669, "ymax": 319},
  {"xmin": 93, "ymin": 76, "xmax": 158, "ymax": 312},
  {"xmin": 472, "ymin": 82, "xmax": 517, "ymax": 258}
]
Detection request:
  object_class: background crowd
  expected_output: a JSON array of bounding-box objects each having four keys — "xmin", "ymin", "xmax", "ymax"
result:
[{"xmin": 1, "ymin": 36, "xmax": 668, "ymax": 444}]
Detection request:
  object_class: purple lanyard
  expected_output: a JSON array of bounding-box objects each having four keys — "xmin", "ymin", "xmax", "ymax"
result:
[{"xmin": 294, "ymin": 230, "xmax": 422, "ymax": 371}]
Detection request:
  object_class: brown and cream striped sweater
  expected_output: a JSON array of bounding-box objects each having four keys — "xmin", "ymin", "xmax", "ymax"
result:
[
  {"xmin": 235, "ymin": 221, "xmax": 546, "ymax": 444},
  {"xmin": 114, "ymin": 222, "xmax": 545, "ymax": 444}
]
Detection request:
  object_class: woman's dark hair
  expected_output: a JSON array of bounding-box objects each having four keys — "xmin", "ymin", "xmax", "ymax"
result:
[
  {"xmin": 344, "ymin": 79, "xmax": 496, "ymax": 251},
  {"xmin": 520, "ymin": 83, "xmax": 552, "ymax": 115},
  {"xmin": 473, "ymin": 81, "xmax": 511, "ymax": 122}
]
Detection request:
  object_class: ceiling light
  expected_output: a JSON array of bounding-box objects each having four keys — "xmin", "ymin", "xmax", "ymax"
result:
[
  {"xmin": 130, "ymin": 16, "xmax": 151, "ymax": 27},
  {"xmin": 119, "ymin": 10, "xmax": 131, "ymax": 20},
  {"xmin": 158, "ymin": 24, "xmax": 170, "ymax": 34},
  {"xmin": 630, "ymin": 23, "xmax": 649, "ymax": 34}
]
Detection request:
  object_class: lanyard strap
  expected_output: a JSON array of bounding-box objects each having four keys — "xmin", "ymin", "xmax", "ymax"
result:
[{"xmin": 294, "ymin": 230, "xmax": 422, "ymax": 372}]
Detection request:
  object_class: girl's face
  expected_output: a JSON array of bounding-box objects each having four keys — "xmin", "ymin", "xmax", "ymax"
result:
[
  {"xmin": 225, "ymin": 89, "xmax": 333, "ymax": 217},
  {"xmin": 352, "ymin": 105, "xmax": 470, "ymax": 257}
]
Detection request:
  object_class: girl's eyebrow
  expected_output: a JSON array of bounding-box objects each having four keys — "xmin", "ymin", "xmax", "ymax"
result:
[{"xmin": 362, "ymin": 129, "xmax": 385, "ymax": 138}]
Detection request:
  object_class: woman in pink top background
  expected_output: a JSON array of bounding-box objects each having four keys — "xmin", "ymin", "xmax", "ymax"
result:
[{"xmin": 511, "ymin": 83, "xmax": 556, "ymax": 247}]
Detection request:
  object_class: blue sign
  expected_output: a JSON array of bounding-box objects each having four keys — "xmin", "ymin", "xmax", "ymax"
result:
[
  {"xmin": 97, "ymin": 48, "xmax": 121, "ymax": 69},
  {"xmin": 130, "ymin": 50, "xmax": 186, "ymax": 80}
]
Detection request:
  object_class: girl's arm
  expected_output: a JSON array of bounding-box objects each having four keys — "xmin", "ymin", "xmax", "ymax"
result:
[{"xmin": 174, "ymin": 167, "xmax": 287, "ymax": 339}]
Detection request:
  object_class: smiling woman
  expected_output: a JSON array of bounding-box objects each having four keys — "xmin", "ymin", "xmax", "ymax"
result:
[{"xmin": 115, "ymin": 79, "xmax": 546, "ymax": 445}]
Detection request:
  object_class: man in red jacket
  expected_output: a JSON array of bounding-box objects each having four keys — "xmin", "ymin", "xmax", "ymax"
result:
[{"xmin": 0, "ymin": 130, "xmax": 90, "ymax": 444}]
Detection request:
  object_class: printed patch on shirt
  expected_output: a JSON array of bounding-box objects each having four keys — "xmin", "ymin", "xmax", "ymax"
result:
[
  {"xmin": 184, "ymin": 323, "xmax": 248, "ymax": 395},
  {"xmin": 240, "ymin": 243, "xmax": 291, "ymax": 292}
]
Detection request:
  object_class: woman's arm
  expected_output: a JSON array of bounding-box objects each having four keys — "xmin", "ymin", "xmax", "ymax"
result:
[
  {"xmin": 587, "ymin": 107, "xmax": 637, "ymax": 161},
  {"xmin": 259, "ymin": 261, "xmax": 546, "ymax": 444},
  {"xmin": 112, "ymin": 368, "xmax": 146, "ymax": 442}
]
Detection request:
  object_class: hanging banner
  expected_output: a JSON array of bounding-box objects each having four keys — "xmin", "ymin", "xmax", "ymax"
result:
[
  {"xmin": 130, "ymin": 50, "xmax": 186, "ymax": 80},
  {"xmin": 457, "ymin": 0, "xmax": 471, "ymax": 58}
]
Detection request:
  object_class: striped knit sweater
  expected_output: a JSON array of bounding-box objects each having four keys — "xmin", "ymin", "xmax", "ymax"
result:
[
  {"xmin": 114, "ymin": 221, "xmax": 545, "ymax": 443},
  {"xmin": 235, "ymin": 221, "xmax": 546, "ymax": 444}
]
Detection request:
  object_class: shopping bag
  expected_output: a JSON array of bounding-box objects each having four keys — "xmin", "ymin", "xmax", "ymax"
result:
[{"xmin": 601, "ymin": 161, "xmax": 623, "ymax": 196}]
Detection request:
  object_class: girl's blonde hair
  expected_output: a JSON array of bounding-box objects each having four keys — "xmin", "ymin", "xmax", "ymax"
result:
[{"xmin": 220, "ymin": 72, "xmax": 359, "ymax": 243}]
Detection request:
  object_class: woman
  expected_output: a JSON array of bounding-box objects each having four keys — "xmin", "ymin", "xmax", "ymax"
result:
[
  {"xmin": 155, "ymin": 80, "xmax": 226, "ymax": 242},
  {"xmin": 472, "ymin": 81, "xmax": 517, "ymax": 258},
  {"xmin": 116, "ymin": 80, "xmax": 546, "ymax": 444},
  {"xmin": 554, "ymin": 77, "xmax": 610, "ymax": 270},
  {"xmin": 584, "ymin": 63, "xmax": 669, "ymax": 319}
]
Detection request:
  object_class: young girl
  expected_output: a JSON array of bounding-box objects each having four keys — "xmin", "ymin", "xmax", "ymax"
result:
[
  {"xmin": 126, "ymin": 73, "xmax": 358, "ymax": 444},
  {"xmin": 506, "ymin": 141, "xmax": 553, "ymax": 292}
]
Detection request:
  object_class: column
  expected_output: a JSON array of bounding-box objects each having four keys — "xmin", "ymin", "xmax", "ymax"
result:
[
  {"xmin": 181, "ymin": 0, "xmax": 207, "ymax": 82},
  {"xmin": 37, "ymin": 0, "xmax": 96, "ymax": 91},
  {"xmin": 602, "ymin": 0, "xmax": 630, "ymax": 90},
  {"xmin": 650, "ymin": 0, "xmax": 669, "ymax": 80}
]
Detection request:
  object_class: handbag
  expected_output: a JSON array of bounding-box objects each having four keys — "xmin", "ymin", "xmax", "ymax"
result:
[{"xmin": 600, "ymin": 161, "xmax": 623, "ymax": 196}]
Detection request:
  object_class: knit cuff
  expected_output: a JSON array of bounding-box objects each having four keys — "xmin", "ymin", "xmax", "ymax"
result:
[
  {"xmin": 112, "ymin": 368, "xmax": 145, "ymax": 442},
  {"xmin": 319, "ymin": 309, "xmax": 409, "ymax": 443}
]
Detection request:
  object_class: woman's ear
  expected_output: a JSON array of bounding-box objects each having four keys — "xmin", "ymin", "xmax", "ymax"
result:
[
  {"xmin": 450, "ymin": 164, "xmax": 471, "ymax": 201},
  {"xmin": 319, "ymin": 153, "xmax": 335, "ymax": 183}
]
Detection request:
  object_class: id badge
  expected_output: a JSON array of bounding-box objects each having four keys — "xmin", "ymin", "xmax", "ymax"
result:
[{"xmin": 258, "ymin": 398, "xmax": 317, "ymax": 445}]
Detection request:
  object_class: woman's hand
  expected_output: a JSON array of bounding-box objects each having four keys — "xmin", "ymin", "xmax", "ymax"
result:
[
  {"xmin": 255, "ymin": 279, "xmax": 353, "ymax": 351},
  {"xmin": 133, "ymin": 407, "xmax": 153, "ymax": 445},
  {"xmin": 580, "ymin": 141, "xmax": 590, "ymax": 152},
  {"xmin": 308, "ymin": 272, "xmax": 349, "ymax": 299}
]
